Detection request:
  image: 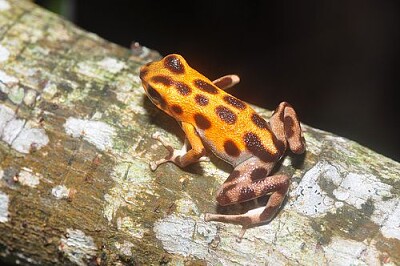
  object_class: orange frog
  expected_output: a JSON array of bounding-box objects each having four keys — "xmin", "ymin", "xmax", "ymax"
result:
[{"xmin": 140, "ymin": 54, "xmax": 305, "ymax": 238}]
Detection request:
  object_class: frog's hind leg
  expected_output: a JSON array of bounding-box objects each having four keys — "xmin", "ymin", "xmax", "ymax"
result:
[
  {"xmin": 213, "ymin": 75, "xmax": 240, "ymax": 90},
  {"xmin": 204, "ymin": 158, "xmax": 289, "ymax": 240},
  {"xmin": 269, "ymin": 101, "xmax": 306, "ymax": 154}
]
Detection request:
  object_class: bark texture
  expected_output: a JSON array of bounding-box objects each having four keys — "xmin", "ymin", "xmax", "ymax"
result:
[{"xmin": 0, "ymin": 1, "xmax": 399, "ymax": 265}]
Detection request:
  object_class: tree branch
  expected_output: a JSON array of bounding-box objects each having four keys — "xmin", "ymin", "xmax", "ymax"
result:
[{"xmin": 0, "ymin": 1, "xmax": 399, "ymax": 265}]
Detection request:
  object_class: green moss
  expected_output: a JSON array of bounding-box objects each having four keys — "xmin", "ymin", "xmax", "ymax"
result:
[
  {"xmin": 324, "ymin": 204, "xmax": 379, "ymax": 242},
  {"xmin": 310, "ymin": 218, "xmax": 333, "ymax": 246},
  {"xmin": 8, "ymin": 86, "xmax": 24, "ymax": 104}
]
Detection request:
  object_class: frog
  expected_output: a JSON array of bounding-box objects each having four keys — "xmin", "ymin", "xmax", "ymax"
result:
[{"xmin": 140, "ymin": 54, "xmax": 305, "ymax": 238}]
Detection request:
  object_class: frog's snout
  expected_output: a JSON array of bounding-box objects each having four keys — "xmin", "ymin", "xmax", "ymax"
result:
[{"xmin": 139, "ymin": 62, "xmax": 153, "ymax": 80}]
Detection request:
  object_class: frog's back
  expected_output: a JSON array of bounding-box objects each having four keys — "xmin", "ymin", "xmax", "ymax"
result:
[
  {"xmin": 141, "ymin": 54, "xmax": 282, "ymax": 165},
  {"xmin": 184, "ymin": 81, "xmax": 281, "ymax": 165}
]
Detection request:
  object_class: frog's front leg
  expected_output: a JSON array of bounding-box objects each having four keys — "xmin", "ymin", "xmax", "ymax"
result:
[
  {"xmin": 204, "ymin": 157, "xmax": 289, "ymax": 239},
  {"xmin": 213, "ymin": 74, "xmax": 240, "ymax": 90},
  {"xmin": 150, "ymin": 122, "xmax": 207, "ymax": 171}
]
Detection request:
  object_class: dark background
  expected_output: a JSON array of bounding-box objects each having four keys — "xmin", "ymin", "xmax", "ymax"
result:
[{"xmin": 38, "ymin": 0, "xmax": 399, "ymax": 161}]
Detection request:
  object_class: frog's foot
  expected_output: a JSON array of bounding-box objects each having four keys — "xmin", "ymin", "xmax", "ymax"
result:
[
  {"xmin": 205, "ymin": 206, "xmax": 268, "ymax": 241},
  {"xmin": 150, "ymin": 152, "xmax": 183, "ymax": 171},
  {"xmin": 150, "ymin": 132, "xmax": 209, "ymax": 170},
  {"xmin": 204, "ymin": 213, "xmax": 249, "ymax": 241},
  {"xmin": 151, "ymin": 132, "xmax": 169, "ymax": 145},
  {"xmin": 151, "ymin": 132, "xmax": 175, "ymax": 155},
  {"xmin": 149, "ymin": 132, "xmax": 186, "ymax": 171}
]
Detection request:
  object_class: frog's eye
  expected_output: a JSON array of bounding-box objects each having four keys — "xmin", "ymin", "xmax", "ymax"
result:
[{"xmin": 147, "ymin": 85, "xmax": 166, "ymax": 107}]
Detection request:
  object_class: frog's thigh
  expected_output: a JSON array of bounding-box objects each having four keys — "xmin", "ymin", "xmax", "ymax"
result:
[
  {"xmin": 216, "ymin": 159, "xmax": 288, "ymax": 206},
  {"xmin": 206, "ymin": 158, "xmax": 289, "ymax": 228}
]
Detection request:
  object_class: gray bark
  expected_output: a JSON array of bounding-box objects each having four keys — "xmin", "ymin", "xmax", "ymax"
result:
[{"xmin": 0, "ymin": 1, "xmax": 399, "ymax": 265}]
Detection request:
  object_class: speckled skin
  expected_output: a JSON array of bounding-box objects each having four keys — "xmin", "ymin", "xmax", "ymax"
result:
[{"xmin": 140, "ymin": 54, "xmax": 305, "ymax": 238}]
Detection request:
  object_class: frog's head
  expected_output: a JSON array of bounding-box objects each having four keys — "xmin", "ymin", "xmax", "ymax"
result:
[{"xmin": 140, "ymin": 54, "xmax": 192, "ymax": 114}]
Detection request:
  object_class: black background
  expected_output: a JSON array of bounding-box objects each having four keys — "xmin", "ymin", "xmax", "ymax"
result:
[{"xmin": 39, "ymin": 0, "xmax": 399, "ymax": 161}]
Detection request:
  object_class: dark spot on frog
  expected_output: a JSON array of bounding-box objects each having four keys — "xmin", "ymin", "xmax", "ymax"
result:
[
  {"xmin": 195, "ymin": 94, "xmax": 209, "ymax": 106},
  {"xmin": 174, "ymin": 81, "xmax": 191, "ymax": 96},
  {"xmin": 273, "ymin": 136, "xmax": 286, "ymax": 154},
  {"xmin": 251, "ymin": 113, "xmax": 269, "ymax": 129},
  {"xmin": 194, "ymin": 79, "xmax": 219, "ymax": 94},
  {"xmin": 164, "ymin": 55, "xmax": 185, "ymax": 74},
  {"xmin": 171, "ymin": 104, "xmax": 183, "ymax": 115},
  {"xmin": 278, "ymin": 110, "xmax": 285, "ymax": 122},
  {"xmin": 214, "ymin": 76, "xmax": 233, "ymax": 89},
  {"xmin": 151, "ymin": 75, "xmax": 173, "ymax": 86},
  {"xmin": 223, "ymin": 95, "xmax": 246, "ymax": 110},
  {"xmin": 215, "ymin": 105, "xmax": 237, "ymax": 124},
  {"xmin": 243, "ymin": 132, "xmax": 277, "ymax": 162},
  {"xmin": 238, "ymin": 187, "xmax": 257, "ymax": 202},
  {"xmin": 223, "ymin": 139, "xmax": 241, "ymax": 157},
  {"xmin": 147, "ymin": 86, "xmax": 166, "ymax": 108},
  {"xmin": 250, "ymin": 168, "xmax": 268, "ymax": 181},
  {"xmin": 216, "ymin": 191, "xmax": 231, "ymax": 206},
  {"xmin": 139, "ymin": 68, "xmax": 148, "ymax": 79},
  {"xmin": 194, "ymin": 113, "xmax": 211, "ymax": 130},
  {"xmin": 284, "ymin": 116, "xmax": 295, "ymax": 138}
]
